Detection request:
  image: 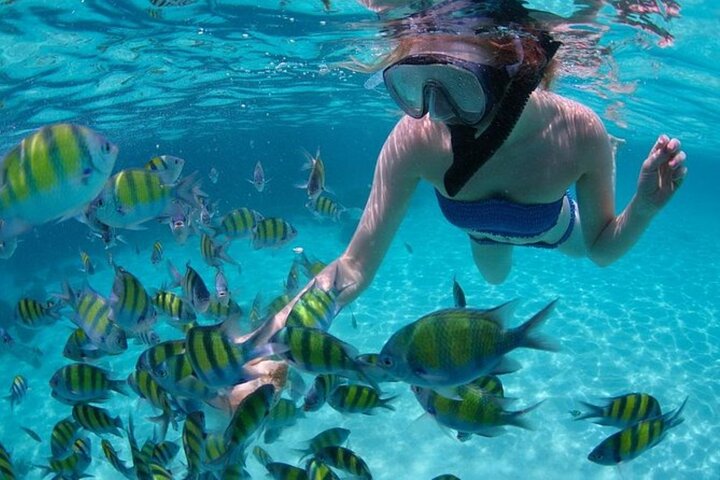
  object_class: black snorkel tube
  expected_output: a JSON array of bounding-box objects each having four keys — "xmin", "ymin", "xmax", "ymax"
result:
[{"xmin": 443, "ymin": 31, "xmax": 562, "ymax": 197}]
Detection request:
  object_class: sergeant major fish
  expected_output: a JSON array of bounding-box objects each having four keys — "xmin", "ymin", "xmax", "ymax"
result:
[
  {"xmin": 213, "ymin": 207, "xmax": 262, "ymax": 239},
  {"xmin": 62, "ymin": 281, "xmax": 127, "ymax": 355},
  {"xmin": 91, "ymin": 169, "xmax": 202, "ymax": 229},
  {"xmin": 376, "ymin": 299, "xmax": 559, "ymax": 387},
  {"xmin": 252, "ymin": 217, "xmax": 297, "ymax": 250},
  {"xmin": 412, "ymin": 384, "xmax": 543, "ymax": 440},
  {"xmin": 144, "ymin": 154, "xmax": 185, "ymax": 184},
  {"xmin": 0, "ymin": 124, "xmax": 117, "ymax": 242},
  {"xmin": 574, "ymin": 392, "xmax": 662, "ymax": 428}
]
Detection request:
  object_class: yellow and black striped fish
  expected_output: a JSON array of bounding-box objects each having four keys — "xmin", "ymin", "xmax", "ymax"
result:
[
  {"xmin": 224, "ymin": 384, "xmax": 275, "ymax": 453},
  {"xmin": 253, "ymin": 445, "xmax": 274, "ymax": 468},
  {"xmin": 93, "ymin": 169, "xmax": 200, "ymax": 229},
  {"xmin": 411, "ymin": 384, "xmax": 542, "ymax": 440},
  {"xmin": 328, "ymin": 384, "xmax": 396, "ymax": 415},
  {"xmin": 63, "ymin": 282, "xmax": 127, "ymax": 355},
  {"xmin": 50, "ymin": 418, "xmax": 81, "ymax": 458},
  {"xmin": 185, "ymin": 323, "xmax": 277, "ymax": 388},
  {"xmin": 306, "ymin": 192, "xmax": 345, "ymax": 222},
  {"xmin": 285, "ymin": 278, "xmax": 344, "ymax": 331},
  {"xmin": 15, "ymin": 297, "xmax": 63, "ymax": 329},
  {"xmin": 252, "ymin": 217, "xmax": 297, "ymax": 249},
  {"xmin": 574, "ymin": 392, "xmax": 662, "ymax": 428},
  {"xmin": 378, "ymin": 299, "xmax": 559, "ymax": 388},
  {"xmin": 181, "ymin": 262, "xmax": 211, "ymax": 313},
  {"xmin": 152, "ymin": 290, "xmax": 196, "ymax": 324},
  {"xmin": 588, "ymin": 397, "xmax": 688, "ymax": 465},
  {"xmin": 314, "ymin": 446, "xmax": 372, "ymax": 479},
  {"xmin": 110, "ymin": 265, "xmax": 156, "ymax": 334},
  {"xmin": 49, "ymin": 363, "xmax": 127, "ymax": 403},
  {"xmin": 79, "ymin": 250, "xmax": 95, "ymax": 275},
  {"xmin": 72, "ymin": 403, "xmax": 123, "ymax": 437},
  {"xmin": 214, "ymin": 207, "xmax": 263, "ymax": 239},
  {"xmin": 5, "ymin": 375, "xmax": 28, "ymax": 411},
  {"xmin": 273, "ymin": 326, "xmax": 371, "ymax": 385},
  {"xmin": 144, "ymin": 154, "xmax": 184, "ymax": 183},
  {"xmin": 0, "ymin": 123, "xmax": 117, "ymax": 240},
  {"xmin": 101, "ymin": 439, "xmax": 134, "ymax": 478},
  {"xmin": 200, "ymin": 232, "xmax": 236, "ymax": 267},
  {"xmin": 151, "ymin": 241, "xmax": 164, "ymax": 264},
  {"xmin": 182, "ymin": 411, "xmax": 206, "ymax": 479}
]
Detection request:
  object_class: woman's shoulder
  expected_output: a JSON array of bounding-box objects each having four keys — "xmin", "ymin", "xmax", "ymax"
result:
[
  {"xmin": 384, "ymin": 115, "xmax": 451, "ymax": 175},
  {"xmin": 535, "ymin": 90, "xmax": 607, "ymax": 138}
]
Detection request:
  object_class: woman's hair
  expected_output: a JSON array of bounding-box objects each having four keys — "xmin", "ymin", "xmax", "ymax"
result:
[{"xmin": 344, "ymin": 32, "xmax": 559, "ymax": 90}]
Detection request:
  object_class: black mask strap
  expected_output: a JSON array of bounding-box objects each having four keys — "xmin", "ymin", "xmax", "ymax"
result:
[{"xmin": 444, "ymin": 35, "xmax": 561, "ymax": 197}]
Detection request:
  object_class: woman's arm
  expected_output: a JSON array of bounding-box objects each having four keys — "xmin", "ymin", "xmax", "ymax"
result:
[
  {"xmin": 259, "ymin": 118, "xmax": 423, "ymax": 340},
  {"xmin": 575, "ymin": 112, "xmax": 687, "ymax": 267}
]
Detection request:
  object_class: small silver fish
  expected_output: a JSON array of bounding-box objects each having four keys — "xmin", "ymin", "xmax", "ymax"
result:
[
  {"xmin": 214, "ymin": 268, "xmax": 230, "ymax": 306},
  {"xmin": 249, "ymin": 160, "xmax": 267, "ymax": 192}
]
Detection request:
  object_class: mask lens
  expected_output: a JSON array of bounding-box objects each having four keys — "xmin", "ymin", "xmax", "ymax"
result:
[{"xmin": 384, "ymin": 61, "xmax": 488, "ymax": 123}]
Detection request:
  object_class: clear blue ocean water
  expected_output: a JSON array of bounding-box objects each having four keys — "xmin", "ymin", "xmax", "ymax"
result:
[{"xmin": 1, "ymin": 1, "xmax": 718, "ymax": 479}]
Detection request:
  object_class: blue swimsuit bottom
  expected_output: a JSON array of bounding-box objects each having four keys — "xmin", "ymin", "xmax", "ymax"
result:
[{"xmin": 434, "ymin": 189, "xmax": 577, "ymax": 249}]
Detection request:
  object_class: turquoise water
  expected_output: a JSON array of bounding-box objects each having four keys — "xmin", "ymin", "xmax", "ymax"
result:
[{"xmin": 1, "ymin": 1, "xmax": 719, "ymax": 479}]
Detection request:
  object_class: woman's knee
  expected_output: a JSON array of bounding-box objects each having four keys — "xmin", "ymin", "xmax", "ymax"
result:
[{"xmin": 471, "ymin": 243, "xmax": 512, "ymax": 285}]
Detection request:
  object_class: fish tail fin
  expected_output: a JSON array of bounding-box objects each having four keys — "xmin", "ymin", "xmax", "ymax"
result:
[
  {"xmin": 110, "ymin": 379, "xmax": 130, "ymax": 397},
  {"xmin": 148, "ymin": 412, "xmax": 170, "ymax": 441},
  {"xmin": 217, "ymin": 241, "xmax": 237, "ymax": 266},
  {"xmin": 506, "ymin": 399, "xmax": 546, "ymax": 430},
  {"xmin": 174, "ymin": 171, "xmax": 206, "ymax": 208},
  {"xmin": 58, "ymin": 280, "xmax": 77, "ymax": 308},
  {"xmin": 513, "ymin": 298, "xmax": 560, "ymax": 352},
  {"xmin": 380, "ymin": 394, "xmax": 399, "ymax": 411},
  {"xmin": 573, "ymin": 401, "xmax": 604, "ymax": 422},
  {"xmin": 665, "ymin": 396, "xmax": 689, "ymax": 430}
]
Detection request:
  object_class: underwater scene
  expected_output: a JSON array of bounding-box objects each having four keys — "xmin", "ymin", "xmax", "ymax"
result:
[{"xmin": 0, "ymin": 1, "xmax": 718, "ymax": 479}]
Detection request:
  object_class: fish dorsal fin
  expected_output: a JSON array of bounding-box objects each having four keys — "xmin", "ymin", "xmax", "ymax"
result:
[{"xmin": 479, "ymin": 298, "xmax": 521, "ymax": 327}]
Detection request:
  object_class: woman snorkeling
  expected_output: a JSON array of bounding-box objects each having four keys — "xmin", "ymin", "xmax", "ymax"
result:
[{"xmin": 264, "ymin": 5, "xmax": 687, "ymax": 336}]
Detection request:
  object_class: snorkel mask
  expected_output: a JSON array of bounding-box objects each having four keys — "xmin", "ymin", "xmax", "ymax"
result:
[{"xmin": 383, "ymin": 53, "xmax": 514, "ymax": 126}]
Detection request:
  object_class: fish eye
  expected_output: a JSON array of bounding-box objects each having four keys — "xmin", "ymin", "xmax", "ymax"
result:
[
  {"xmin": 380, "ymin": 355, "xmax": 393, "ymax": 368},
  {"xmin": 102, "ymin": 142, "xmax": 112, "ymax": 154},
  {"xmin": 96, "ymin": 198, "xmax": 104, "ymax": 207}
]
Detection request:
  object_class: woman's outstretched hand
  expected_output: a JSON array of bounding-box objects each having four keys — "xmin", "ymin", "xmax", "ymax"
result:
[{"xmin": 636, "ymin": 135, "xmax": 687, "ymax": 214}]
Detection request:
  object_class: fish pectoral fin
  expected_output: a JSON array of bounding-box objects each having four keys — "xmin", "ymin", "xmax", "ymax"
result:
[{"xmin": 490, "ymin": 356, "xmax": 522, "ymax": 375}]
